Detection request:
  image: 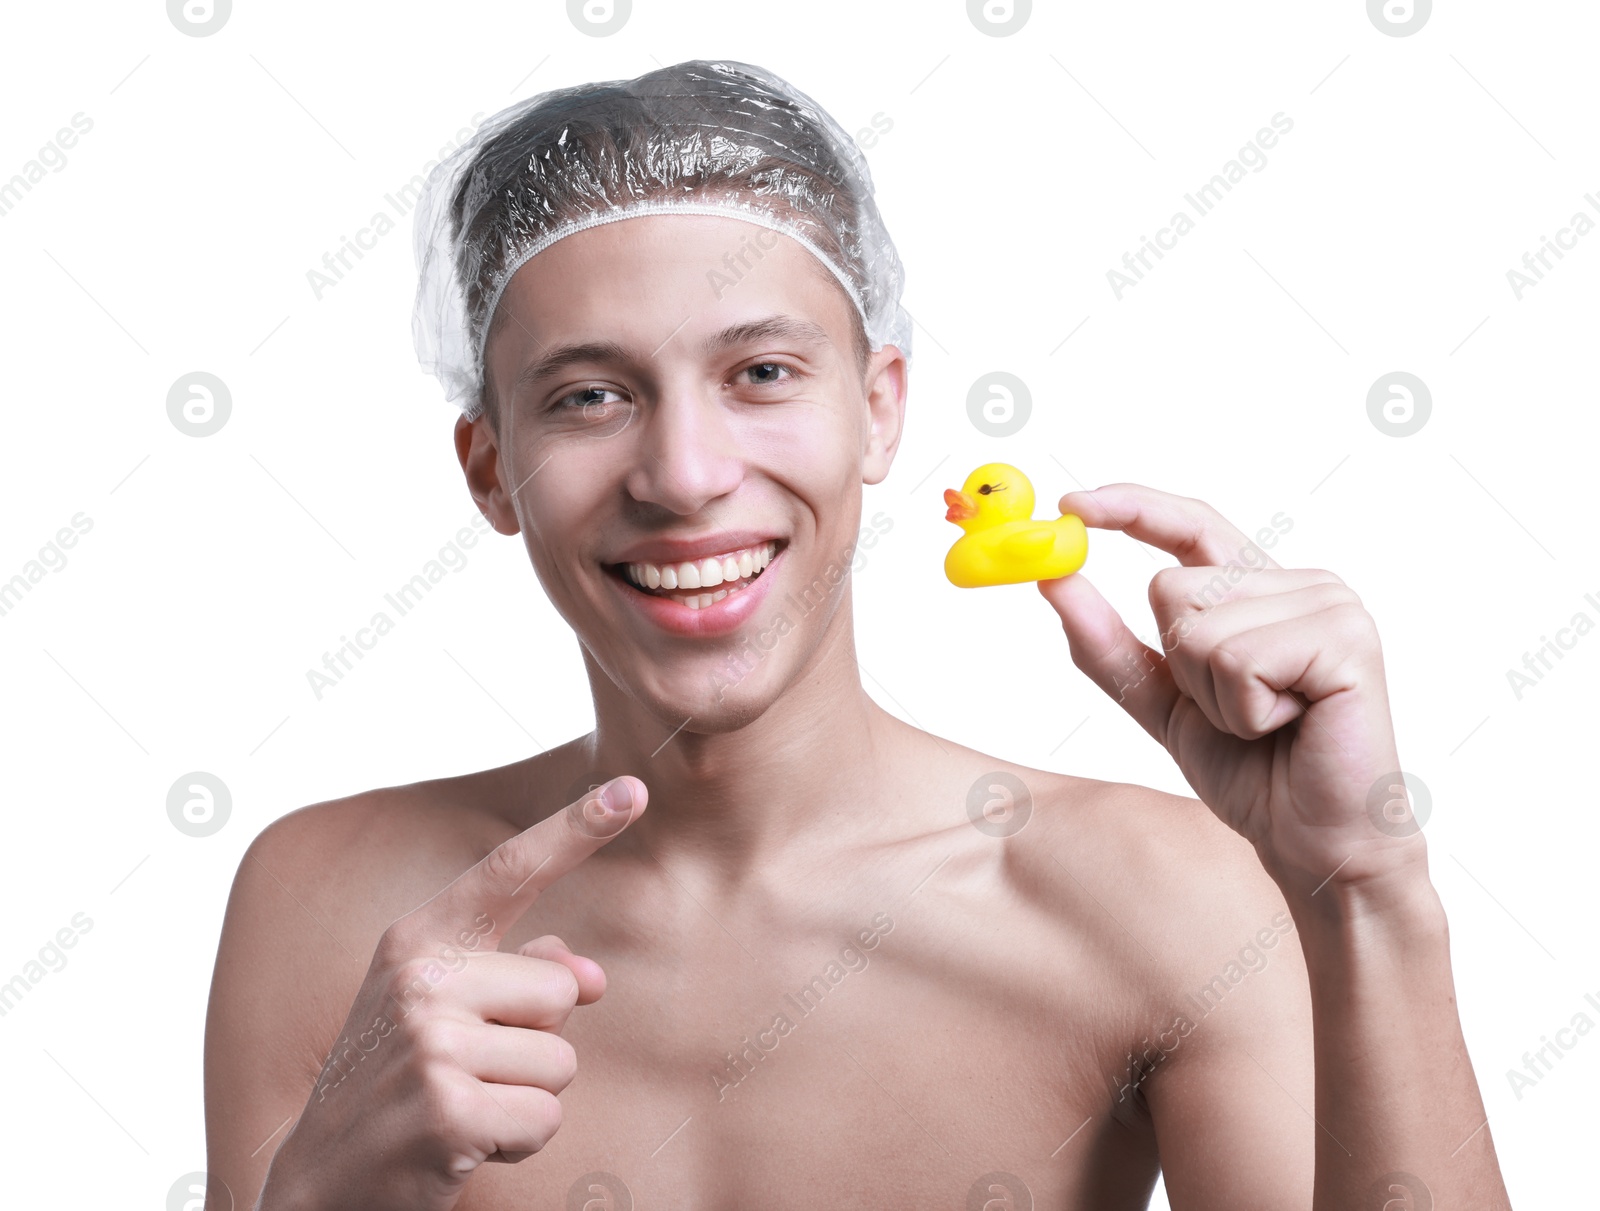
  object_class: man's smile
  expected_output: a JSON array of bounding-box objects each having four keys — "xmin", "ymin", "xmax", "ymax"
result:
[
  {"xmin": 616, "ymin": 539, "xmax": 779, "ymax": 610},
  {"xmin": 601, "ymin": 532, "xmax": 789, "ymax": 634}
]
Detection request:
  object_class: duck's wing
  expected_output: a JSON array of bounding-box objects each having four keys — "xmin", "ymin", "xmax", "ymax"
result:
[{"xmin": 997, "ymin": 525, "xmax": 1058, "ymax": 559}]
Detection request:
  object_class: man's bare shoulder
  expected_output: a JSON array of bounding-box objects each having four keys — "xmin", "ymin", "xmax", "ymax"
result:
[
  {"xmin": 980, "ymin": 759, "xmax": 1301, "ymax": 998},
  {"xmin": 235, "ymin": 742, "xmax": 589, "ymax": 953},
  {"xmin": 206, "ymin": 743, "xmax": 598, "ymax": 1116}
]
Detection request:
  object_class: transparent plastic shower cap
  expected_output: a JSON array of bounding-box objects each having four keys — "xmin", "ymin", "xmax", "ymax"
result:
[{"xmin": 410, "ymin": 59, "xmax": 913, "ymax": 420}]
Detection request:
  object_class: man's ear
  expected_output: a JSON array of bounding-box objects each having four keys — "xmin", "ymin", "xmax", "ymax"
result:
[
  {"xmin": 454, "ymin": 412, "xmax": 520, "ymax": 535},
  {"xmin": 861, "ymin": 344, "xmax": 908, "ymax": 487}
]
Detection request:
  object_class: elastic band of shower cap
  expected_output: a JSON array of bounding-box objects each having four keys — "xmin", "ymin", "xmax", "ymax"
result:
[
  {"xmin": 409, "ymin": 59, "xmax": 914, "ymax": 421},
  {"xmin": 472, "ymin": 200, "xmax": 877, "ymax": 391}
]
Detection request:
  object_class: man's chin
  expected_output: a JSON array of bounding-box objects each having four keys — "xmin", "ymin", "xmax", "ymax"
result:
[{"xmin": 620, "ymin": 661, "xmax": 788, "ymax": 737}]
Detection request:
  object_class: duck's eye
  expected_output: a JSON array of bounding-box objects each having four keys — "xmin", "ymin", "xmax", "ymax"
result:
[{"xmin": 978, "ymin": 484, "xmax": 992, "ymax": 495}]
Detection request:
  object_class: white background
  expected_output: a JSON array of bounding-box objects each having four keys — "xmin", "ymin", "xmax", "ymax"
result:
[{"xmin": 1, "ymin": 1, "xmax": 1594, "ymax": 1207}]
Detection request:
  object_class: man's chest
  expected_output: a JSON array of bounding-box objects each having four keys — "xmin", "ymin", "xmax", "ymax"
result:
[{"xmin": 460, "ymin": 908, "xmax": 1162, "ymax": 1209}]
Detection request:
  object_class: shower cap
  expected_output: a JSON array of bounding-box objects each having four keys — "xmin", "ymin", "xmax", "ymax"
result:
[{"xmin": 410, "ymin": 58, "xmax": 913, "ymax": 419}]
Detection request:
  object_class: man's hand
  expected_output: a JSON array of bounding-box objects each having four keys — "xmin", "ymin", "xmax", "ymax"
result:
[
  {"xmin": 254, "ymin": 776, "xmax": 647, "ymax": 1211},
  {"xmin": 1039, "ymin": 484, "xmax": 1512, "ymax": 1209},
  {"xmin": 1035, "ymin": 483, "xmax": 1418, "ymax": 898}
]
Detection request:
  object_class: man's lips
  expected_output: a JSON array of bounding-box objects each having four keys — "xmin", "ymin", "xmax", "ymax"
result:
[
  {"xmin": 606, "ymin": 529, "xmax": 784, "ymax": 565},
  {"xmin": 605, "ymin": 538, "xmax": 782, "ymax": 600},
  {"xmin": 603, "ymin": 539, "xmax": 784, "ymax": 632}
]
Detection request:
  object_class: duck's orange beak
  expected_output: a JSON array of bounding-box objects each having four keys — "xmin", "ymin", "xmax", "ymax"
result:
[{"xmin": 944, "ymin": 488, "xmax": 977, "ymax": 522}]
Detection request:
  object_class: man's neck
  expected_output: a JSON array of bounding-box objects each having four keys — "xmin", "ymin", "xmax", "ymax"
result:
[{"xmin": 577, "ymin": 605, "xmax": 901, "ymax": 881}]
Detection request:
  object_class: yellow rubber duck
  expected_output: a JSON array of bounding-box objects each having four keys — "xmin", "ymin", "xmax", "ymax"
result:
[{"xmin": 942, "ymin": 463, "xmax": 1089, "ymax": 588}]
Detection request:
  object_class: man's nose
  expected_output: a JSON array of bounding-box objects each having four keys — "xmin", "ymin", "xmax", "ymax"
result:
[{"xmin": 624, "ymin": 384, "xmax": 745, "ymax": 515}]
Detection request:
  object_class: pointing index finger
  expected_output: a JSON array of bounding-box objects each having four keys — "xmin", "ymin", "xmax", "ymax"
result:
[
  {"xmin": 402, "ymin": 775, "xmax": 645, "ymax": 950},
  {"xmin": 1056, "ymin": 483, "xmax": 1283, "ymax": 571}
]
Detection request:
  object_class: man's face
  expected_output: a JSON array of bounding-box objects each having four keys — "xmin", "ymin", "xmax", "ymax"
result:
[{"xmin": 469, "ymin": 213, "xmax": 905, "ymax": 728}]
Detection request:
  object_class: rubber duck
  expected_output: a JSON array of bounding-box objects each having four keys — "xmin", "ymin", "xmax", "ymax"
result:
[{"xmin": 942, "ymin": 463, "xmax": 1088, "ymax": 587}]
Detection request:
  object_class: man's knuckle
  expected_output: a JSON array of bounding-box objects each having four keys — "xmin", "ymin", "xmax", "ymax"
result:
[
  {"xmin": 1306, "ymin": 581, "xmax": 1359, "ymax": 612},
  {"xmin": 541, "ymin": 963, "xmax": 580, "ymax": 1010},
  {"xmin": 385, "ymin": 956, "xmax": 447, "ymax": 1004},
  {"xmin": 525, "ymin": 1087, "xmax": 564, "ymax": 1140},
  {"xmin": 1149, "ymin": 566, "xmax": 1190, "ymax": 605},
  {"xmin": 422, "ymin": 1074, "xmax": 479, "ymax": 1138},
  {"xmin": 1209, "ymin": 640, "xmax": 1247, "ymax": 675},
  {"xmin": 412, "ymin": 1017, "xmax": 467, "ymax": 1064},
  {"xmin": 477, "ymin": 837, "xmax": 526, "ymax": 895},
  {"xmin": 550, "ymin": 1036, "xmax": 579, "ymax": 1085},
  {"xmin": 376, "ymin": 920, "xmax": 423, "ymax": 965},
  {"xmin": 1333, "ymin": 600, "xmax": 1379, "ymax": 642}
]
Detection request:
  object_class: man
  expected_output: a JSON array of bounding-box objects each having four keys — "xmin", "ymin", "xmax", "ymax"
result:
[{"xmin": 205, "ymin": 60, "xmax": 1510, "ymax": 1209}]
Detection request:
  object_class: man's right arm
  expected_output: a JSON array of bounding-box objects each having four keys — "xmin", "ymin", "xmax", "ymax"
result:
[
  {"xmin": 203, "ymin": 804, "xmax": 374, "ymax": 1209},
  {"xmin": 203, "ymin": 777, "xmax": 646, "ymax": 1211}
]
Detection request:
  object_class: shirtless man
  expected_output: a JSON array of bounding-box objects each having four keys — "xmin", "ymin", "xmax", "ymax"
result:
[{"xmin": 204, "ymin": 61, "xmax": 1511, "ymax": 1210}]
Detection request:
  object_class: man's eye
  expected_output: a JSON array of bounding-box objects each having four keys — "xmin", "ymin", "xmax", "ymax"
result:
[
  {"xmin": 555, "ymin": 385, "xmax": 625, "ymax": 409},
  {"xmin": 741, "ymin": 361, "xmax": 794, "ymax": 386}
]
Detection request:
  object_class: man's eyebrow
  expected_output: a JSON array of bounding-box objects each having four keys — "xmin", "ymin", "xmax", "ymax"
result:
[
  {"xmin": 512, "ymin": 316, "xmax": 834, "ymax": 394},
  {"xmin": 699, "ymin": 315, "xmax": 834, "ymax": 356},
  {"xmin": 514, "ymin": 340, "xmax": 632, "ymax": 392}
]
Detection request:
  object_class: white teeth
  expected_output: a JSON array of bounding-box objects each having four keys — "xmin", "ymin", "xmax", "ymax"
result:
[{"xmin": 619, "ymin": 541, "xmax": 778, "ymax": 599}]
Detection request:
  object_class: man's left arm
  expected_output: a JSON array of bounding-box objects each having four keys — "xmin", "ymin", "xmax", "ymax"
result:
[{"xmin": 1036, "ymin": 483, "xmax": 1511, "ymax": 1211}]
